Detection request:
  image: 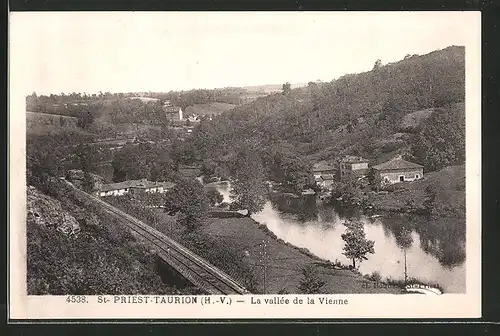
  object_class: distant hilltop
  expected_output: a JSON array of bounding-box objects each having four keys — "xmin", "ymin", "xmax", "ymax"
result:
[{"xmin": 241, "ymin": 82, "xmax": 309, "ymax": 94}]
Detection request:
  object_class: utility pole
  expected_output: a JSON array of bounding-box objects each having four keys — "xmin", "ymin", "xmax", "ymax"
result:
[
  {"xmin": 404, "ymin": 248, "xmax": 408, "ymax": 285},
  {"xmin": 260, "ymin": 240, "xmax": 268, "ymax": 294}
]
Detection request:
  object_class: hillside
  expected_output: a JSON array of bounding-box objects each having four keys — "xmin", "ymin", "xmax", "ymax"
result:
[
  {"xmin": 27, "ymin": 181, "xmax": 200, "ymax": 295},
  {"xmin": 189, "ymin": 46, "xmax": 465, "ymax": 172}
]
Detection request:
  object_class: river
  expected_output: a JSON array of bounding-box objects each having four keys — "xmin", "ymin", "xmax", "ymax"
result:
[{"xmin": 213, "ymin": 181, "xmax": 466, "ymax": 293}]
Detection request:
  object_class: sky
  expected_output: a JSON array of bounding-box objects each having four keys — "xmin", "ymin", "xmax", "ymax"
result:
[{"xmin": 10, "ymin": 11, "xmax": 480, "ymax": 95}]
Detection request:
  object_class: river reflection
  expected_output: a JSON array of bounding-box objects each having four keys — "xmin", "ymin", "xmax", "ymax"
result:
[
  {"xmin": 252, "ymin": 194, "xmax": 466, "ymax": 293},
  {"xmin": 213, "ymin": 182, "xmax": 466, "ymax": 293}
]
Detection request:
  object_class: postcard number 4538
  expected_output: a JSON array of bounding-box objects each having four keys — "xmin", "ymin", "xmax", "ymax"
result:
[{"xmin": 66, "ymin": 295, "xmax": 88, "ymax": 304}]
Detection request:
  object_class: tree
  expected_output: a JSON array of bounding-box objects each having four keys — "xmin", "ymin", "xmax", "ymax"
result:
[
  {"xmin": 330, "ymin": 177, "xmax": 361, "ymax": 204},
  {"xmin": 82, "ymin": 171, "xmax": 95, "ymax": 193},
  {"xmin": 423, "ymin": 185, "xmax": 437, "ymax": 215},
  {"xmin": 267, "ymin": 146, "xmax": 314, "ymax": 193},
  {"xmin": 368, "ymin": 169, "xmax": 382, "ymax": 192},
  {"xmin": 229, "ymin": 148, "xmax": 268, "ymax": 215},
  {"xmin": 410, "ymin": 106, "xmax": 465, "ymax": 172},
  {"xmin": 201, "ymin": 158, "xmax": 218, "ymax": 177},
  {"xmin": 75, "ymin": 143, "xmax": 97, "ymax": 173},
  {"xmin": 282, "ymin": 82, "xmax": 291, "ymax": 95},
  {"xmin": 341, "ymin": 220, "xmax": 375, "ymax": 268},
  {"xmin": 297, "ymin": 265, "xmax": 326, "ymax": 294},
  {"xmin": 373, "ymin": 59, "xmax": 382, "ymax": 70},
  {"xmin": 214, "ymin": 166, "xmax": 228, "ymax": 180},
  {"xmin": 205, "ymin": 187, "xmax": 223, "ymax": 207},
  {"xmin": 164, "ymin": 178, "xmax": 209, "ymax": 232},
  {"xmin": 77, "ymin": 109, "xmax": 96, "ymax": 130}
]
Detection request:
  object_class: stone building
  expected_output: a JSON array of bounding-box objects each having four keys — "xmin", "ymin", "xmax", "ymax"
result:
[
  {"xmin": 338, "ymin": 155, "xmax": 370, "ymax": 181},
  {"xmin": 372, "ymin": 158, "xmax": 424, "ymax": 184}
]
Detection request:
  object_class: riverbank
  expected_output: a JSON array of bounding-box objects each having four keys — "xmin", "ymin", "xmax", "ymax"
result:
[
  {"xmin": 139, "ymin": 203, "xmax": 403, "ymax": 294},
  {"xmin": 105, "ymin": 194, "xmax": 425, "ymax": 294},
  {"xmin": 200, "ymin": 216, "xmax": 402, "ymax": 294}
]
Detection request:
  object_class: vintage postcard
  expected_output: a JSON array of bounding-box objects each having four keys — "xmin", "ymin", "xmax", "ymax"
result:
[{"xmin": 9, "ymin": 11, "xmax": 481, "ymax": 320}]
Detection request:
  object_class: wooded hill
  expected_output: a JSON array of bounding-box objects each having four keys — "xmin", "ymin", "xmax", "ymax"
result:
[{"xmin": 189, "ymin": 46, "xmax": 465, "ymax": 173}]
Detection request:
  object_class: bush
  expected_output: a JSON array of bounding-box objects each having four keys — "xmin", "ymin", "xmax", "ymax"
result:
[
  {"xmin": 366, "ymin": 271, "xmax": 382, "ymax": 282},
  {"xmin": 297, "ymin": 265, "xmax": 326, "ymax": 294}
]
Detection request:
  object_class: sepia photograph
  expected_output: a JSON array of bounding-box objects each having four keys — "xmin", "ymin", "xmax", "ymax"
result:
[{"xmin": 9, "ymin": 11, "xmax": 481, "ymax": 319}]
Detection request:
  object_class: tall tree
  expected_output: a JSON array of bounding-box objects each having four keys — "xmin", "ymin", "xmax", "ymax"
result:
[
  {"xmin": 229, "ymin": 148, "xmax": 268, "ymax": 215},
  {"xmin": 164, "ymin": 178, "xmax": 209, "ymax": 232},
  {"xmin": 341, "ymin": 220, "xmax": 375, "ymax": 268},
  {"xmin": 282, "ymin": 82, "xmax": 291, "ymax": 95},
  {"xmin": 76, "ymin": 143, "xmax": 97, "ymax": 173},
  {"xmin": 373, "ymin": 59, "xmax": 382, "ymax": 70}
]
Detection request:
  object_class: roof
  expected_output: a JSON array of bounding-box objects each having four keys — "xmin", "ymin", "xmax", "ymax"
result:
[
  {"xmin": 100, "ymin": 179, "xmax": 175, "ymax": 192},
  {"xmin": 372, "ymin": 158, "xmax": 423, "ymax": 171},
  {"xmin": 341, "ymin": 155, "xmax": 369, "ymax": 163},
  {"xmin": 312, "ymin": 162, "xmax": 336, "ymax": 172},
  {"xmin": 164, "ymin": 106, "xmax": 182, "ymax": 113},
  {"xmin": 320, "ymin": 174, "xmax": 335, "ymax": 181}
]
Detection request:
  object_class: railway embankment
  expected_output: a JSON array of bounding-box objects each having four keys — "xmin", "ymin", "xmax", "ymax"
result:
[{"xmin": 26, "ymin": 182, "xmax": 199, "ymax": 295}]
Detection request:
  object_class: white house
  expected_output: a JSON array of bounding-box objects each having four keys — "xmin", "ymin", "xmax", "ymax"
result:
[
  {"xmin": 99, "ymin": 179, "xmax": 175, "ymax": 197},
  {"xmin": 164, "ymin": 105, "xmax": 183, "ymax": 121}
]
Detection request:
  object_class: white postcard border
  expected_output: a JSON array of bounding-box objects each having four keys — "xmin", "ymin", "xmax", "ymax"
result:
[{"xmin": 8, "ymin": 11, "xmax": 482, "ymax": 320}]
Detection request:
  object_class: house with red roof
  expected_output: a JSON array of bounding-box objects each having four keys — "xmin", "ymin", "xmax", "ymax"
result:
[{"xmin": 372, "ymin": 158, "xmax": 424, "ymax": 184}]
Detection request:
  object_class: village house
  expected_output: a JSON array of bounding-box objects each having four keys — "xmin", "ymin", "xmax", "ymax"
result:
[
  {"xmin": 315, "ymin": 174, "xmax": 336, "ymax": 190},
  {"xmin": 99, "ymin": 179, "xmax": 175, "ymax": 197},
  {"xmin": 312, "ymin": 162, "xmax": 337, "ymax": 178},
  {"xmin": 372, "ymin": 157, "xmax": 424, "ymax": 184},
  {"xmin": 312, "ymin": 162, "xmax": 337, "ymax": 189},
  {"xmin": 338, "ymin": 155, "xmax": 370, "ymax": 181},
  {"xmin": 163, "ymin": 100, "xmax": 183, "ymax": 121}
]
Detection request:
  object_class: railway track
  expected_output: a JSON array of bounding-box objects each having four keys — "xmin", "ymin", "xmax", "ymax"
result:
[{"xmin": 63, "ymin": 179, "xmax": 249, "ymax": 295}]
